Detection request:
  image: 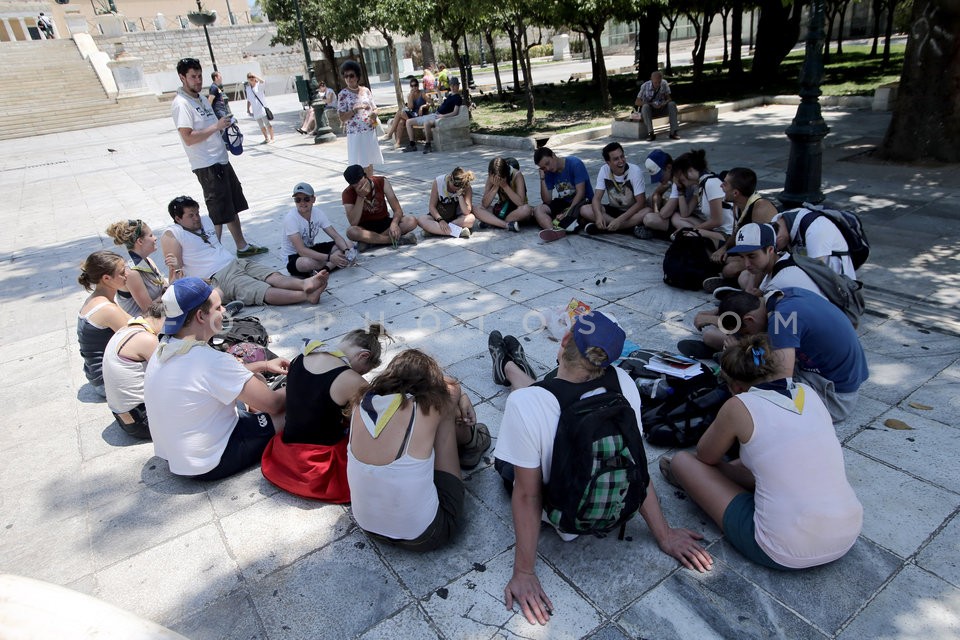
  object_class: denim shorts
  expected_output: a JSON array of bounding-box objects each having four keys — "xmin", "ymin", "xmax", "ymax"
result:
[{"xmin": 722, "ymin": 493, "xmax": 792, "ymax": 570}]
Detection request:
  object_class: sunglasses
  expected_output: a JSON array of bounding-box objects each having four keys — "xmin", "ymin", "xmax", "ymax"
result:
[
  {"xmin": 293, "ymin": 196, "xmax": 312, "ymax": 203},
  {"xmin": 342, "ymin": 73, "xmax": 357, "ymax": 79}
]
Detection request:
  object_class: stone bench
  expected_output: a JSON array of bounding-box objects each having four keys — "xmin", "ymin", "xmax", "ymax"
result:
[
  {"xmin": 611, "ymin": 103, "xmax": 718, "ymax": 139},
  {"xmin": 391, "ymin": 108, "xmax": 472, "ymax": 152}
]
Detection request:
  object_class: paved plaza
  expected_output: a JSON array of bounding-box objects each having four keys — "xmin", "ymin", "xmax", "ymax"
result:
[{"xmin": 1, "ymin": 93, "xmax": 959, "ymax": 639}]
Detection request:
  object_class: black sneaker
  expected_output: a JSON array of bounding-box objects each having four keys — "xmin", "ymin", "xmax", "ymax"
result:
[
  {"xmin": 503, "ymin": 335, "xmax": 536, "ymax": 379},
  {"xmin": 633, "ymin": 225, "xmax": 653, "ymax": 240},
  {"xmin": 488, "ymin": 331, "xmax": 508, "ymax": 386},
  {"xmin": 647, "ymin": 132, "xmax": 656, "ymax": 141},
  {"xmin": 506, "ymin": 220, "xmax": 520, "ymax": 233},
  {"xmin": 422, "ymin": 142, "xmax": 433, "ymax": 154},
  {"xmin": 583, "ymin": 222, "xmax": 601, "ymax": 235},
  {"xmin": 403, "ymin": 143, "xmax": 417, "ymax": 153}
]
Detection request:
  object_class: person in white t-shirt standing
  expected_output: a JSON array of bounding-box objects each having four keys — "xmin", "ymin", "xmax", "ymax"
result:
[
  {"xmin": 171, "ymin": 58, "xmax": 267, "ymax": 259},
  {"xmin": 282, "ymin": 182, "xmax": 353, "ymax": 277},
  {"xmin": 245, "ymin": 72, "xmax": 275, "ymax": 144},
  {"xmin": 579, "ymin": 142, "xmax": 651, "ymax": 236},
  {"xmin": 145, "ymin": 277, "xmax": 288, "ymax": 480}
]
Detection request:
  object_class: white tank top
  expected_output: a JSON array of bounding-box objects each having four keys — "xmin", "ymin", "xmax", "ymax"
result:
[
  {"xmin": 738, "ymin": 382, "xmax": 863, "ymax": 568},
  {"xmin": 102, "ymin": 325, "xmax": 151, "ymax": 413},
  {"xmin": 166, "ymin": 223, "xmax": 235, "ymax": 279},
  {"xmin": 346, "ymin": 402, "xmax": 439, "ymax": 540}
]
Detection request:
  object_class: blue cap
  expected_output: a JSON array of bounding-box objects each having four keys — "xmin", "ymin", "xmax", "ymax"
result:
[
  {"xmin": 572, "ymin": 311, "xmax": 626, "ymax": 368},
  {"xmin": 727, "ymin": 223, "xmax": 777, "ymax": 255},
  {"xmin": 224, "ymin": 124, "xmax": 244, "ymax": 156},
  {"xmin": 162, "ymin": 277, "xmax": 213, "ymax": 334},
  {"xmin": 645, "ymin": 149, "xmax": 670, "ymax": 184}
]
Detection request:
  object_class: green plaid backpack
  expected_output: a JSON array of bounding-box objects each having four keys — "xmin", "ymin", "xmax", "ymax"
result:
[{"xmin": 534, "ymin": 368, "xmax": 649, "ymax": 538}]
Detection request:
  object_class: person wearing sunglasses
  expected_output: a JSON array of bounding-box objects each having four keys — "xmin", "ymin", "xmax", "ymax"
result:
[
  {"xmin": 172, "ymin": 57, "xmax": 268, "ymax": 259},
  {"xmin": 161, "ymin": 195, "xmax": 329, "ymax": 307},
  {"xmin": 282, "ymin": 182, "xmax": 354, "ymax": 276},
  {"xmin": 336, "ymin": 60, "xmax": 383, "ymax": 175}
]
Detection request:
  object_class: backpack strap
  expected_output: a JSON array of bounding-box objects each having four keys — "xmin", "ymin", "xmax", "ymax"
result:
[
  {"xmin": 533, "ymin": 367, "xmax": 620, "ymax": 409},
  {"xmin": 769, "ymin": 254, "xmax": 797, "ymax": 279},
  {"xmin": 796, "ymin": 211, "xmax": 851, "ymax": 258}
]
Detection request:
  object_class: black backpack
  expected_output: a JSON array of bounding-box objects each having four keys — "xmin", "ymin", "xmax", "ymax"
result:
[
  {"xmin": 210, "ymin": 315, "xmax": 268, "ymax": 350},
  {"xmin": 794, "ymin": 203, "xmax": 870, "ymax": 269},
  {"xmin": 771, "ymin": 254, "xmax": 866, "ymax": 328},
  {"xmin": 535, "ymin": 368, "xmax": 649, "ymax": 538},
  {"xmin": 663, "ymin": 228, "xmax": 720, "ymax": 290}
]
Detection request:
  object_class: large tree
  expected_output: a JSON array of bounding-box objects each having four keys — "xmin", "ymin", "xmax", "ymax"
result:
[
  {"xmin": 752, "ymin": 0, "xmax": 806, "ymax": 82},
  {"xmin": 876, "ymin": 0, "xmax": 960, "ymax": 162}
]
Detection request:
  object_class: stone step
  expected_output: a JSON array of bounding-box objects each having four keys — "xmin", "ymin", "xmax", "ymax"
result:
[{"xmin": 0, "ymin": 101, "xmax": 171, "ymax": 141}]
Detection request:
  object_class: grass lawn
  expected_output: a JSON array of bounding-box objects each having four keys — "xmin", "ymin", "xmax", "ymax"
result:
[{"xmin": 470, "ymin": 45, "xmax": 906, "ymax": 137}]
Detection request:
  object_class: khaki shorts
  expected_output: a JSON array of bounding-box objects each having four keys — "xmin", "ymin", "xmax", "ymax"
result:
[{"xmin": 212, "ymin": 258, "xmax": 278, "ymax": 305}]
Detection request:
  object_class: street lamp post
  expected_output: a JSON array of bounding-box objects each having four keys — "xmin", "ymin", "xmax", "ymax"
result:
[
  {"xmin": 290, "ymin": 0, "xmax": 334, "ymax": 143},
  {"xmin": 187, "ymin": 0, "xmax": 218, "ymax": 72},
  {"xmin": 780, "ymin": 0, "xmax": 830, "ymax": 207}
]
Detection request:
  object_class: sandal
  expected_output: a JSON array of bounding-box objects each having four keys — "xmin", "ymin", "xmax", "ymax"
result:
[
  {"xmin": 659, "ymin": 456, "xmax": 681, "ymax": 488},
  {"xmin": 459, "ymin": 423, "xmax": 491, "ymax": 470}
]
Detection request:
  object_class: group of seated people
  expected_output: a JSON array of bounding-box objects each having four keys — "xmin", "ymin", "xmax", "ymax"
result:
[{"xmin": 72, "ymin": 131, "xmax": 869, "ymax": 627}]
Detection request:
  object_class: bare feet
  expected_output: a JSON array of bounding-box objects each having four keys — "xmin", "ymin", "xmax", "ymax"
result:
[{"xmin": 303, "ymin": 270, "xmax": 329, "ymax": 304}]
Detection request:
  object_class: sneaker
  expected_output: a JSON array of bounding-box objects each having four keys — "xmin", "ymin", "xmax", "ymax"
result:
[
  {"xmin": 224, "ymin": 300, "xmax": 245, "ymax": 317},
  {"xmin": 488, "ymin": 331, "xmax": 508, "ymax": 386},
  {"xmin": 503, "ymin": 335, "xmax": 536, "ymax": 379},
  {"xmin": 583, "ymin": 222, "xmax": 601, "ymax": 235},
  {"xmin": 459, "ymin": 227, "xmax": 471, "ymax": 239},
  {"xmin": 712, "ymin": 286, "xmax": 743, "ymax": 301},
  {"xmin": 647, "ymin": 132, "xmax": 656, "ymax": 141},
  {"xmin": 459, "ymin": 423, "xmax": 491, "ymax": 469},
  {"xmin": 236, "ymin": 244, "xmax": 269, "ymax": 258},
  {"xmin": 402, "ymin": 143, "xmax": 417, "ymax": 153},
  {"xmin": 506, "ymin": 220, "xmax": 520, "ymax": 233},
  {"xmin": 422, "ymin": 142, "xmax": 433, "ymax": 154},
  {"xmin": 554, "ymin": 208, "xmax": 579, "ymax": 232},
  {"xmin": 539, "ymin": 228, "xmax": 566, "ymax": 243},
  {"xmin": 702, "ymin": 276, "xmax": 729, "ymax": 294},
  {"xmin": 677, "ymin": 339, "xmax": 719, "ymax": 360},
  {"xmin": 633, "ymin": 225, "xmax": 654, "ymax": 240},
  {"xmin": 399, "ymin": 232, "xmax": 418, "ymax": 246},
  {"xmin": 354, "ymin": 241, "xmax": 370, "ymax": 253},
  {"xmin": 670, "ymin": 131, "xmax": 680, "ymax": 140},
  {"xmin": 478, "ymin": 221, "xmax": 492, "ymax": 230}
]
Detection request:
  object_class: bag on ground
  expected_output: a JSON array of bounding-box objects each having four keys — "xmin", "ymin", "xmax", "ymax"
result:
[
  {"xmin": 663, "ymin": 229, "xmax": 720, "ymax": 290},
  {"xmin": 535, "ymin": 368, "xmax": 649, "ymax": 537}
]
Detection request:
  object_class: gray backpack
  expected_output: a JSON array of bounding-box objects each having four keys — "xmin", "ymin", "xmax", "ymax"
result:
[{"xmin": 771, "ymin": 254, "xmax": 865, "ymax": 328}]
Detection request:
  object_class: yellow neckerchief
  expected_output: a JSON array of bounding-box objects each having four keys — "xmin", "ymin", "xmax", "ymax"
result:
[
  {"xmin": 359, "ymin": 391, "xmax": 408, "ymax": 438},
  {"xmin": 736, "ymin": 192, "xmax": 763, "ymax": 227},
  {"xmin": 129, "ymin": 257, "xmax": 165, "ymax": 287},
  {"xmin": 127, "ymin": 317, "xmax": 157, "ymax": 334},
  {"xmin": 302, "ymin": 339, "xmax": 353, "ymax": 368},
  {"xmin": 746, "ymin": 379, "xmax": 806, "ymax": 415},
  {"xmin": 155, "ymin": 336, "xmax": 209, "ymax": 362}
]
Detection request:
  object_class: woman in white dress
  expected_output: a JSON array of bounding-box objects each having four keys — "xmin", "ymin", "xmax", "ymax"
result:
[{"xmin": 336, "ymin": 60, "xmax": 383, "ymax": 173}]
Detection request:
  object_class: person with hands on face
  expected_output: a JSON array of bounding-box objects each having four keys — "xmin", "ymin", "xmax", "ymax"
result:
[
  {"xmin": 473, "ymin": 157, "xmax": 532, "ymax": 232},
  {"xmin": 282, "ymin": 182, "xmax": 353, "ymax": 276},
  {"xmin": 491, "ymin": 312, "xmax": 713, "ymax": 626},
  {"xmin": 144, "ymin": 278, "xmax": 288, "ymax": 481},
  {"xmin": 668, "ymin": 149, "xmax": 734, "ymax": 245},
  {"xmin": 532, "ymin": 146, "xmax": 593, "ymax": 237},
  {"xmin": 419, "ymin": 167, "xmax": 476, "ymax": 238},
  {"xmin": 341, "ymin": 164, "xmax": 419, "ymax": 249}
]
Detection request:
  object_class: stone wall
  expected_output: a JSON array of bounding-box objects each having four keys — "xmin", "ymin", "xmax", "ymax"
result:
[{"xmin": 92, "ymin": 23, "xmax": 305, "ymax": 77}]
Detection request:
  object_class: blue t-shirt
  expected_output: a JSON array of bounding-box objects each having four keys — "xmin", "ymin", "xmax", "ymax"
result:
[
  {"xmin": 545, "ymin": 156, "xmax": 594, "ymax": 203},
  {"xmin": 437, "ymin": 93, "xmax": 463, "ymax": 115},
  {"xmin": 766, "ymin": 287, "xmax": 868, "ymax": 393}
]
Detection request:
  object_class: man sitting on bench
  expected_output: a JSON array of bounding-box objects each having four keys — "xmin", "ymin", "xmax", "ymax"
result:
[{"xmin": 404, "ymin": 77, "xmax": 463, "ymax": 155}]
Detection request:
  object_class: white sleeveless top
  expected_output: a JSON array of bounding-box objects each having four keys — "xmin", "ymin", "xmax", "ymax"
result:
[
  {"xmin": 166, "ymin": 223, "xmax": 234, "ymax": 279},
  {"xmin": 346, "ymin": 401, "xmax": 439, "ymax": 540},
  {"xmin": 738, "ymin": 382, "xmax": 863, "ymax": 568},
  {"xmin": 102, "ymin": 324, "xmax": 151, "ymax": 413}
]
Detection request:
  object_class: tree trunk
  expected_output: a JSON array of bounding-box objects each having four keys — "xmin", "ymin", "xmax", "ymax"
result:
[
  {"xmin": 721, "ymin": 8, "xmax": 730, "ymax": 65},
  {"xmin": 382, "ymin": 32, "xmax": 403, "ymax": 110},
  {"xmin": 824, "ymin": 10, "xmax": 836, "ymax": 64},
  {"xmin": 881, "ymin": 0, "xmax": 895, "ymax": 66},
  {"xmin": 421, "ymin": 31, "xmax": 436, "ymax": 68},
  {"xmin": 585, "ymin": 32, "xmax": 597, "ymax": 78},
  {"xmin": 836, "ymin": 0, "xmax": 849, "ymax": 55},
  {"xmin": 355, "ymin": 39, "xmax": 370, "ymax": 86},
  {"xmin": 662, "ymin": 14, "xmax": 676, "ymax": 73},
  {"xmin": 637, "ymin": 7, "xmax": 661, "ymax": 80},
  {"xmin": 876, "ymin": 0, "xmax": 960, "ymax": 162},
  {"xmin": 730, "ymin": 0, "xmax": 744, "ymax": 78},
  {"xmin": 589, "ymin": 27, "xmax": 611, "ymax": 109},
  {"xmin": 870, "ymin": 0, "xmax": 882, "ymax": 55},
  {"xmin": 450, "ymin": 39, "xmax": 471, "ymax": 107},
  {"xmin": 689, "ymin": 12, "xmax": 714, "ymax": 81},
  {"xmin": 321, "ymin": 39, "xmax": 338, "ymax": 91},
  {"xmin": 752, "ymin": 0, "xmax": 805, "ymax": 83},
  {"xmin": 485, "ymin": 30, "xmax": 503, "ymax": 97},
  {"xmin": 508, "ymin": 27, "xmax": 521, "ymax": 89},
  {"xmin": 522, "ymin": 28, "xmax": 536, "ymax": 127}
]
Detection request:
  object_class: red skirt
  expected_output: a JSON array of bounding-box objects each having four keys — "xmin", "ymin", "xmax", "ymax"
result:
[{"xmin": 261, "ymin": 434, "xmax": 351, "ymax": 503}]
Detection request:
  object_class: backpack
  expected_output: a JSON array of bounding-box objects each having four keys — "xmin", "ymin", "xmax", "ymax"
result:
[
  {"xmin": 771, "ymin": 254, "xmax": 866, "ymax": 328},
  {"xmin": 663, "ymin": 229, "xmax": 720, "ymax": 290},
  {"xmin": 642, "ymin": 385, "xmax": 731, "ymax": 448},
  {"xmin": 795, "ymin": 203, "xmax": 870, "ymax": 269},
  {"xmin": 211, "ymin": 315, "xmax": 269, "ymax": 350},
  {"xmin": 535, "ymin": 368, "xmax": 649, "ymax": 538}
]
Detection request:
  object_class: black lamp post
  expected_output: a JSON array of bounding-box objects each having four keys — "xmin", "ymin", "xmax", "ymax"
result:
[
  {"xmin": 187, "ymin": 0, "xmax": 218, "ymax": 72},
  {"xmin": 780, "ymin": 0, "xmax": 830, "ymax": 208},
  {"xmin": 292, "ymin": 0, "xmax": 313, "ymax": 76}
]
